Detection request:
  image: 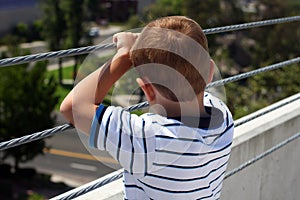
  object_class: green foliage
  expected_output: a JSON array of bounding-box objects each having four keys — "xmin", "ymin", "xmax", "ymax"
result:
[
  {"xmin": 40, "ymin": 0, "xmax": 67, "ymax": 51},
  {"xmin": 226, "ymin": 62, "xmax": 300, "ymax": 120},
  {"xmin": 46, "ymin": 66, "xmax": 74, "ymax": 80},
  {"xmin": 0, "ymin": 61, "xmax": 58, "ymax": 169},
  {"xmin": 183, "ymin": 0, "xmax": 220, "ymax": 28},
  {"xmin": 224, "ymin": 0, "xmax": 300, "ymax": 119},
  {"xmin": 0, "ymin": 21, "xmax": 43, "ymax": 45},
  {"xmin": 126, "ymin": 0, "xmax": 299, "ymax": 120},
  {"xmin": 0, "ymin": 35, "xmax": 25, "ymax": 56},
  {"xmin": 60, "ymin": 0, "xmax": 85, "ymax": 48},
  {"xmin": 126, "ymin": 15, "xmax": 145, "ymax": 29},
  {"xmin": 28, "ymin": 192, "xmax": 45, "ymax": 200},
  {"xmin": 84, "ymin": 0, "xmax": 104, "ymax": 21},
  {"xmin": 143, "ymin": 0, "xmax": 184, "ymax": 22}
]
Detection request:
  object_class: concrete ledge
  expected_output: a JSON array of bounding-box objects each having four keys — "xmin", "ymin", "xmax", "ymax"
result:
[
  {"xmin": 222, "ymin": 93, "xmax": 300, "ymax": 200},
  {"xmin": 51, "ymin": 169, "xmax": 123, "ymax": 200},
  {"xmin": 233, "ymin": 93, "xmax": 300, "ymax": 146}
]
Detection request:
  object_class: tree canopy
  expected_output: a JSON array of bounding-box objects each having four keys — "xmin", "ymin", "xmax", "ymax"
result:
[
  {"xmin": 126, "ymin": 0, "xmax": 300, "ymax": 119},
  {"xmin": 0, "ymin": 61, "xmax": 58, "ymax": 169}
]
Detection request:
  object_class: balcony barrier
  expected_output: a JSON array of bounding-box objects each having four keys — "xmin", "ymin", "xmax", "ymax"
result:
[{"xmin": 0, "ymin": 15, "xmax": 299, "ymax": 199}]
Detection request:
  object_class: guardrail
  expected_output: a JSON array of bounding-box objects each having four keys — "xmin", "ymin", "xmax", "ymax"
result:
[{"xmin": 0, "ymin": 15, "xmax": 299, "ymax": 199}]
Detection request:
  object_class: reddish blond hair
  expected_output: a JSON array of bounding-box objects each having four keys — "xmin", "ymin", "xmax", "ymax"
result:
[{"xmin": 131, "ymin": 16, "xmax": 210, "ymax": 101}]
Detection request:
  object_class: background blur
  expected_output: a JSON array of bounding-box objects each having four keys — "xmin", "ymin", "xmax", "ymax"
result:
[{"xmin": 0, "ymin": 0, "xmax": 299, "ymax": 199}]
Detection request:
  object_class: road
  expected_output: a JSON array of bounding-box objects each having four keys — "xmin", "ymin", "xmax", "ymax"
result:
[{"xmin": 18, "ymin": 112, "xmax": 121, "ymax": 188}]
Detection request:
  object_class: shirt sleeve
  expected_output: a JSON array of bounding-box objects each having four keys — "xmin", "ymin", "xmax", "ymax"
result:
[{"xmin": 89, "ymin": 104, "xmax": 156, "ymax": 177}]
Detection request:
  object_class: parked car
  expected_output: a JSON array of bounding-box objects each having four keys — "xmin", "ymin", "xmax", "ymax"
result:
[{"xmin": 89, "ymin": 27, "xmax": 100, "ymax": 37}]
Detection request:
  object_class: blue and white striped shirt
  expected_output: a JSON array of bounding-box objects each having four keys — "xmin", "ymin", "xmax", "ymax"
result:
[{"xmin": 90, "ymin": 93, "xmax": 234, "ymax": 199}]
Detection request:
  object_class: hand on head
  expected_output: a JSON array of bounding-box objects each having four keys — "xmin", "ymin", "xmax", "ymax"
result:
[{"xmin": 113, "ymin": 32, "xmax": 139, "ymax": 53}]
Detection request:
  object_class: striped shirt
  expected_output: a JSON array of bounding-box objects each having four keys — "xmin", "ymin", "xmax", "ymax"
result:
[{"xmin": 90, "ymin": 92, "xmax": 234, "ymax": 200}]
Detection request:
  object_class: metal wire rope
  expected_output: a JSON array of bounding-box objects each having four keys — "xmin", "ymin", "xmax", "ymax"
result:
[
  {"xmin": 234, "ymin": 94, "xmax": 300, "ymax": 127},
  {"xmin": 203, "ymin": 15, "xmax": 300, "ymax": 35},
  {"xmin": 0, "ymin": 57, "xmax": 298, "ymax": 151},
  {"xmin": 206, "ymin": 57, "xmax": 300, "ymax": 88},
  {"xmin": 224, "ymin": 131, "xmax": 300, "ymax": 179},
  {"xmin": 56, "ymin": 172, "xmax": 123, "ymax": 200},
  {"xmin": 0, "ymin": 16, "xmax": 299, "ymax": 67},
  {"xmin": 0, "ymin": 43, "xmax": 116, "ymax": 67},
  {"xmin": 0, "ymin": 124, "xmax": 73, "ymax": 151},
  {"xmin": 0, "ymin": 16, "xmax": 299, "ymax": 199}
]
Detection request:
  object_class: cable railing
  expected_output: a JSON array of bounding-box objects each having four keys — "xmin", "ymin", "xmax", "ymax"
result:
[
  {"xmin": 0, "ymin": 57, "xmax": 299, "ymax": 152},
  {"xmin": 1, "ymin": 16, "xmax": 300, "ymax": 67},
  {"xmin": 0, "ymin": 15, "xmax": 300, "ymax": 199}
]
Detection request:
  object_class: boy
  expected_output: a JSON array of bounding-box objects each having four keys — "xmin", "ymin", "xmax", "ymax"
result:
[{"xmin": 60, "ymin": 16, "xmax": 234, "ymax": 200}]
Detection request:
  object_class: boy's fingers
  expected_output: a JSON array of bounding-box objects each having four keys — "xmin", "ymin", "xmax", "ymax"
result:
[
  {"xmin": 112, "ymin": 33, "xmax": 121, "ymax": 44},
  {"xmin": 112, "ymin": 32, "xmax": 139, "ymax": 51}
]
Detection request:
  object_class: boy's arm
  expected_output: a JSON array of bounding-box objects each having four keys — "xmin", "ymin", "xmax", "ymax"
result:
[{"xmin": 60, "ymin": 32, "xmax": 137, "ymax": 134}]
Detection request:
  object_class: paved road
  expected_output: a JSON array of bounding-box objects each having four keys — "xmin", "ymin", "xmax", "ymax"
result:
[{"xmin": 18, "ymin": 112, "xmax": 121, "ymax": 187}]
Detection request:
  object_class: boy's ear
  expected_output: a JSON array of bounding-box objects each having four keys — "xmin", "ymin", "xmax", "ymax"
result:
[
  {"xmin": 136, "ymin": 78, "xmax": 156, "ymax": 102},
  {"xmin": 208, "ymin": 59, "xmax": 215, "ymax": 84}
]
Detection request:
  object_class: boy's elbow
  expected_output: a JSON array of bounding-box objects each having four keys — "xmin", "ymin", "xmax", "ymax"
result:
[
  {"xmin": 60, "ymin": 101, "xmax": 71, "ymax": 115},
  {"xmin": 60, "ymin": 99, "xmax": 74, "ymax": 123}
]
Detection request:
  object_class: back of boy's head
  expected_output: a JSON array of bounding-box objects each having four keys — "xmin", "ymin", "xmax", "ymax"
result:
[{"xmin": 131, "ymin": 16, "xmax": 211, "ymax": 102}]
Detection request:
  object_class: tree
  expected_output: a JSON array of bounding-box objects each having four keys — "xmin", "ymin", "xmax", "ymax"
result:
[
  {"xmin": 84, "ymin": 0, "xmax": 104, "ymax": 22},
  {"xmin": 40, "ymin": 0, "xmax": 67, "ymax": 85},
  {"xmin": 247, "ymin": 0, "xmax": 300, "ymax": 66},
  {"xmin": 125, "ymin": 0, "xmax": 299, "ymax": 120},
  {"xmin": 0, "ymin": 61, "xmax": 58, "ymax": 170},
  {"xmin": 225, "ymin": 0, "xmax": 300, "ymax": 119},
  {"xmin": 143, "ymin": 0, "xmax": 184, "ymax": 22},
  {"xmin": 61, "ymin": 0, "xmax": 85, "ymax": 80}
]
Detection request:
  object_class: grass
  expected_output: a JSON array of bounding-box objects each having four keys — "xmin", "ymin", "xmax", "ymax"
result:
[
  {"xmin": 46, "ymin": 66, "xmax": 74, "ymax": 110},
  {"xmin": 54, "ymin": 84, "xmax": 73, "ymax": 110},
  {"xmin": 46, "ymin": 65, "xmax": 74, "ymax": 80},
  {"xmin": 46, "ymin": 65, "xmax": 112, "ymax": 110}
]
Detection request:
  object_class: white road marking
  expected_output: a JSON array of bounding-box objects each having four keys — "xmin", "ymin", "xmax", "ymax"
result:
[{"xmin": 70, "ymin": 163, "xmax": 97, "ymax": 172}]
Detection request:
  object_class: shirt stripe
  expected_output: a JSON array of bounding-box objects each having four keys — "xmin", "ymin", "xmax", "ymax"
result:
[
  {"xmin": 89, "ymin": 104, "xmax": 107, "ymax": 148},
  {"xmin": 141, "ymin": 119, "xmax": 147, "ymax": 176},
  {"xmin": 116, "ymin": 110, "xmax": 125, "ymax": 161},
  {"xmin": 128, "ymin": 114, "xmax": 135, "ymax": 174},
  {"xmin": 152, "ymin": 152, "xmax": 230, "ymax": 169},
  {"xmin": 146, "ymin": 160, "xmax": 228, "ymax": 183},
  {"xmin": 155, "ymin": 142, "xmax": 232, "ymax": 156},
  {"xmin": 103, "ymin": 112, "xmax": 112, "ymax": 149}
]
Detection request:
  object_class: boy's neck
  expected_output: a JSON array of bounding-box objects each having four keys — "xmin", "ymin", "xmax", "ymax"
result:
[{"xmin": 149, "ymin": 92, "xmax": 209, "ymax": 118}]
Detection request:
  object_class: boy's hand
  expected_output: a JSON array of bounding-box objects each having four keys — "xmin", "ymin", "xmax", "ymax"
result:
[{"xmin": 113, "ymin": 32, "xmax": 139, "ymax": 55}]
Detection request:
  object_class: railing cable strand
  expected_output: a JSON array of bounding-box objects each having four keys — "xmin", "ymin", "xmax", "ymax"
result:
[
  {"xmin": 0, "ymin": 43, "xmax": 116, "ymax": 67},
  {"xmin": 0, "ymin": 16, "xmax": 299, "ymax": 67},
  {"xmin": 235, "ymin": 94, "xmax": 300, "ymax": 127},
  {"xmin": 57, "ymin": 171, "xmax": 123, "ymax": 200},
  {"xmin": 207, "ymin": 57, "xmax": 300, "ymax": 88},
  {"xmin": 0, "ymin": 124, "xmax": 73, "ymax": 151},
  {"xmin": 0, "ymin": 58, "xmax": 299, "ymax": 151},
  {"xmin": 224, "ymin": 131, "xmax": 300, "ymax": 179},
  {"xmin": 203, "ymin": 15, "xmax": 300, "ymax": 35}
]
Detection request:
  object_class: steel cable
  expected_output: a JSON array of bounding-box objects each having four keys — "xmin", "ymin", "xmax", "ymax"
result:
[
  {"xmin": 0, "ymin": 58, "xmax": 298, "ymax": 151},
  {"xmin": 224, "ymin": 131, "xmax": 300, "ymax": 179},
  {"xmin": 0, "ymin": 16, "xmax": 299, "ymax": 198},
  {"xmin": 0, "ymin": 124, "xmax": 73, "ymax": 151},
  {"xmin": 1, "ymin": 16, "xmax": 299, "ymax": 67}
]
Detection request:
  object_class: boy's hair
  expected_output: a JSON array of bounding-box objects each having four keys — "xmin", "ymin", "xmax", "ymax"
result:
[{"xmin": 131, "ymin": 16, "xmax": 210, "ymax": 102}]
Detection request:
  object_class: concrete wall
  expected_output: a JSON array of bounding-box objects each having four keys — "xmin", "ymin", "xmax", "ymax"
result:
[
  {"xmin": 53, "ymin": 93, "xmax": 300, "ymax": 200},
  {"xmin": 222, "ymin": 93, "xmax": 300, "ymax": 200}
]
